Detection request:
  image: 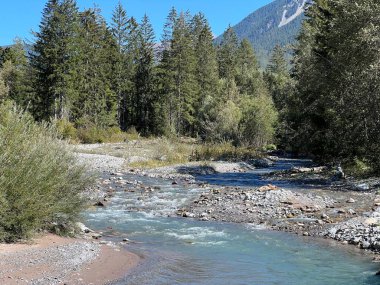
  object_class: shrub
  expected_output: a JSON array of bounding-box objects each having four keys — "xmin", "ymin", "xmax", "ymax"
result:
[
  {"xmin": 54, "ymin": 119, "xmax": 78, "ymax": 141},
  {"xmin": 76, "ymin": 126, "xmax": 102, "ymax": 143},
  {"xmin": 125, "ymin": 126, "xmax": 140, "ymax": 141},
  {"xmin": 263, "ymin": 144, "xmax": 277, "ymax": 151},
  {"xmin": 0, "ymin": 104, "xmax": 92, "ymax": 242},
  {"xmin": 77, "ymin": 126, "xmax": 133, "ymax": 144},
  {"xmin": 344, "ymin": 158, "xmax": 372, "ymax": 177},
  {"xmin": 193, "ymin": 142, "xmax": 260, "ymax": 162}
]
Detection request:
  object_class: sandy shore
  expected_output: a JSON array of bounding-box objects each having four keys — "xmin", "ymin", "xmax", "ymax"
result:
[{"xmin": 0, "ymin": 234, "xmax": 140, "ymax": 285}]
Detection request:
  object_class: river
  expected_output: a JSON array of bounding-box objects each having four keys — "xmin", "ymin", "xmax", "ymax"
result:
[{"xmin": 84, "ymin": 159, "xmax": 380, "ymax": 285}]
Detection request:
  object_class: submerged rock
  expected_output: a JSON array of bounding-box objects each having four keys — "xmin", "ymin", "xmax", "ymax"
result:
[{"xmin": 355, "ymin": 183, "xmax": 370, "ymax": 191}]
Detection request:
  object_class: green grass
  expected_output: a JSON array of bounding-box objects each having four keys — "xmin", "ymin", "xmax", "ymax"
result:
[
  {"xmin": 128, "ymin": 138, "xmax": 195, "ymax": 168},
  {"xmin": 192, "ymin": 142, "xmax": 261, "ymax": 162},
  {"xmin": 127, "ymin": 139, "xmax": 261, "ymax": 168},
  {"xmin": 0, "ymin": 103, "xmax": 93, "ymax": 242},
  {"xmin": 343, "ymin": 158, "xmax": 372, "ymax": 177}
]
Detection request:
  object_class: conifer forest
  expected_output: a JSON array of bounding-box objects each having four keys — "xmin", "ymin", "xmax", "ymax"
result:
[{"xmin": 1, "ymin": 0, "xmax": 380, "ymax": 172}]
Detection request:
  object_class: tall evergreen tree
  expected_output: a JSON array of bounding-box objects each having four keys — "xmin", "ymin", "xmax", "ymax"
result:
[
  {"xmin": 121, "ymin": 16, "xmax": 140, "ymax": 129},
  {"xmin": 170, "ymin": 11, "xmax": 197, "ymax": 135},
  {"xmin": 217, "ymin": 26, "xmax": 239, "ymax": 80},
  {"xmin": 265, "ymin": 45, "xmax": 290, "ymax": 110},
  {"xmin": 74, "ymin": 8, "xmax": 117, "ymax": 127},
  {"xmin": 191, "ymin": 14, "xmax": 219, "ymax": 137},
  {"xmin": 0, "ymin": 39, "xmax": 32, "ymax": 108},
  {"xmin": 133, "ymin": 14, "xmax": 156, "ymax": 135},
  {"xmin": 30, "ymin": 0, "xmax": 80, "ymax": 121},
  {"xmin": 235, "ymin": 39, "xmax": 262, "ymax": 96},
  {"xmin": 288, "ymin": 0, "xmax": 380, "ymax": 170},
  {"xmin": 111, "ymin": 1, "xmax": 129, "ymax": 128},
  {"xmin": 157, "ymin": 7, "xmax": 178, "ymax": 135}
]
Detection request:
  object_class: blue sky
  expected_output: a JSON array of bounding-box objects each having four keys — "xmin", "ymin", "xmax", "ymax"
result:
[{"xmin": 1, "ymin": 0, "xmax": 273, "ymax": 45}]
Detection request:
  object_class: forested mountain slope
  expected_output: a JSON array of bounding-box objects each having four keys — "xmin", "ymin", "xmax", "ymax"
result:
[{"xmin": 216, "ymin": 0, "xmax": 311, "ymax": 66}]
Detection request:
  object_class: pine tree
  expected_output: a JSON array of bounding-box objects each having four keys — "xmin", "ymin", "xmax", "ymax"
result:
[
  {"xmin": 288, "ymin": 0, "xmax": 380, "ymax": 170},
  {"xmin": 288, "ymin": 0, "xmax": 340, "ymax": 157},
  {"xmin": 121, "ymin": 16, "xmax": 140, "ymax": 129},
  {"xmin": 265, "ymin": 46, "xmax": 289, "ymax": 106},
  {"xmin": 30, "ymin": 0, "xmax": 80, "ymax": 121},
  {"xmin": 133, "ymin": 14, "xmax": 156, "ymax": 135},
  {"xmin": 111, "ymin": 1, "xmax": 129, "ymax": 128},
  {"xmin": 217, "ymin": 26, "xmax": 239, "ymax": 80},
  {"xmin": 0, "ymin": 39, "xmax": 32, "ymax": 108},
  {"xmin": 157, "ymin": 7, "xmax": 178, "ymax": 135},
  {"xmin": 235, "ymin": 39, "xmax": 262, "ymax": 96},
  {"xmin": 74, "ymin": 8, "xmax": 117, "ymax": 127},
  {"xmin": 170, "ymin": 11, "xmax": 197, "ymax": 135},
  {"xmin": 191, "ymin": 14, "xmax": 219, "ymax": 137}
]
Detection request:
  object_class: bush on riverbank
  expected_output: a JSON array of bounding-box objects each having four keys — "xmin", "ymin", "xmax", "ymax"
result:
[
  {"xmin": 125, "ymin": 139, "xmax": 263, "ymax": 168},
  {"xmin": 193, "ymin": 142, "xmax": 261, "ymax": 162},
  {"xmin": 0, "ymin": 103, "xmax": 92, "ymax": 242},
  {"xmin": 54, "ymin": 118, "xmax": 141, "ymax": 144}
]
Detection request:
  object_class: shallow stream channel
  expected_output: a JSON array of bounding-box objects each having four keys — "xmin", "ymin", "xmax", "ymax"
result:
[{"xmin": 84, "ymin": 159, "xmax": 380, "ymax": 285}]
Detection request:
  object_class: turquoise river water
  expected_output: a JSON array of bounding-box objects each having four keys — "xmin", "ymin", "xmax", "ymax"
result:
[{"xmin": 84, "ymin": 159, "xmax": 380, "ymax": 285}]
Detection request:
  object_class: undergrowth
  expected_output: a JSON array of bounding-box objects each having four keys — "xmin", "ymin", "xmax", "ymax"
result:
[{"xmin": 0, "ymin": 103, "xmax": 93, "ymax": 242}]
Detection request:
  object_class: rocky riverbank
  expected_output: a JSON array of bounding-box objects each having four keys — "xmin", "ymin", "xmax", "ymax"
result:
[
  {"xmin": 175, "ymin": 165, "xmax": 380, "ymax": 257},
  {"xmin": 74, "ymin": 144, "xmax": 380, "ymax": 262},
  {"xmin": 0, "ymin": 149, "xmax": 141, "ymax": 285},
  {"xmin": 0, "ymin": 234, "xmax": 140, "ymax": 285}
]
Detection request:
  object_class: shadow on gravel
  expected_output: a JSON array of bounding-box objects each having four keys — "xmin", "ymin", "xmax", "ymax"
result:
[{"xmin": 176, "ymin": 165, "xmax": 217, "ymax": 176}]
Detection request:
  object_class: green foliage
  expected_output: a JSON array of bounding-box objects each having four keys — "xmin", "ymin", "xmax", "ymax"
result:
[
  {"xmin": 239, "ymin": 94, "xmax": 278, "ymax": 148},
  {"xmin": 211, "ymin": 99, "xmax": 242, "ymax": 142},
  {"xmin": 76, "ymin": 126, "xmax": 125, "ymax": 144},
  {"xmin": 344, "ymin": 158, "xmax": 372, "ymax": 177},
  {"xmin": 217, "ymin": 26, "xmax": 239, "ymax": 80},
  {"xmin": 54, "ymin": 119, "xmax": 77, "ymax": 141},
  {"xmin": 0, "ymin": 103, "xmax": 92, "ymax": 242},
  {"xmin": 0, "ymin": 67, "xmax": 8, "ymax": 101},
  {"xmin": 264, "ymin": 144, "xmax": 277, "ymax": 151},
  {"xmin": 129, "ymin": 138, "xmax": 194, "ymax": 168},
  {"xmin": 193, "ymin": 142, "xmax": 260, "ymax": 162},
  {"xmin": 30, "ymin": 0, "xmax": 80, "ymax": 121},
  {"xmin": 9, "ymin": 3, "xmax": 278, "ymax": 152},
  {"xmin": 283, "ymin": 0, "xmax": 380, "ymax": 171}
]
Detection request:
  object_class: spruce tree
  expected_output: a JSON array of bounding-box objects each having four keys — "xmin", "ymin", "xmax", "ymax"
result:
[
  {"xmin": 157, "ymin": 7, "xmax": 178, "ymax": 135},
  {"xmin": 217, "ymin": 26, "xmax": 239, "ymax": 80},
  {"xmin": 235, "ymin": 39, "xmax": 262, "ymax": 96},
  {"xmin": 0, "ymin": 39, "xmax": 32, "ymax": 108},
  {"xmin": 74, "ymin": 8, "xmax": 117, "ymax": 127},
  {"xmin": 191, "ymin": 14, "xmax": 219, "ymax": 137},
  {"xmin": 111, "ymin": 1, "xmax": 130, "ymax": 128},
  {"xmin": 265, "ymin": 45, "xmax": 290, "ymax": 109},
  {"xmin": 133, "ymin": 14, "xmax": 156, "ymax": 135},
  {"xmin": 30, "ymin": 0, "xmax": 80, "ymax": 121},
  {"xmin": 122, "ymin": 16, "xmax": 140, "ymax": 129},
  {"xmin": 170, "ymin": 11, "xmax": 197, "ymax": 135}
]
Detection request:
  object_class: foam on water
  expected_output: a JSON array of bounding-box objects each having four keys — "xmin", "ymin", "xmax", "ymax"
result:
[{"xmin": 85, "ymin": 160, "xmax": 380, "ymax": 285}]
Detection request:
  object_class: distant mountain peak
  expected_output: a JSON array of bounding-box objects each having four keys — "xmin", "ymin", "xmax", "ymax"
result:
[
  {"xmin": 279, "ymin": 0, "xmax": 308, "ymax": 28},
  {"xmin": 215, "ymin": 0, "xmax": 312, "ymax": 66}
]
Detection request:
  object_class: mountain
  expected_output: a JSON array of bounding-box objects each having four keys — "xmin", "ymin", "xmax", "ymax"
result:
[{"xmin": 216, "ymin": 0, "xmax": 311, "ymax": 67}]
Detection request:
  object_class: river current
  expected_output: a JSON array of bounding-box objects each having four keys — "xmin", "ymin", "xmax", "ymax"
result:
[{"xmin": 84, "ymin": 159, "xmax": 380, "ymax": 285}]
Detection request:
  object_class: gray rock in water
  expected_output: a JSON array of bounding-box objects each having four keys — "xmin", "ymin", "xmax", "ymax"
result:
[
  {"xmin": 348, "ymin": 209, "xmax": 356, "ymax": 215},
  {"xmin": 75, "ymin": 222, "xmax": 93, "ymax": 233},
  {"xmin": 250, "ymin": 158, "xmax": 273, "ymax": 168},
  {"xmin": 335, "ymin": 165, "xmax": 345, "ymax": 180},
  {"xmin": 362, "ymin": 241, "xmax": 371, "ymax": 249},
  {"xmin": 355, "ymin": 183, "xmax": 370, "ymax": 191}
]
